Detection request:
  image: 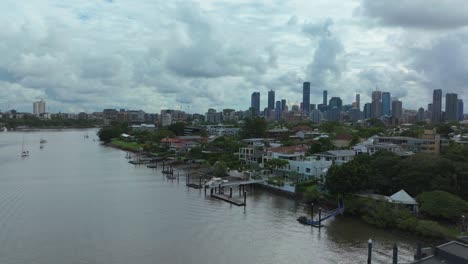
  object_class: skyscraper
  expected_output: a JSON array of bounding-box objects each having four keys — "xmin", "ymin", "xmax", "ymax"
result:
[
  {"xmin": 281, "ymin": 99, "xmax": 287, "ymax": 112},
  {"xmin": 371, "ymin": 91, "xmax": 382, "ymax": 118},
  {"xmin": 445, "ymin": 93, "xmax": 458, "ymax": 121},
  {"xmin": 382, "ymin": 92, "xmax": 391, "ymax": 116},
  {"xmin": 302, "ymin": 82, "xmax": 310, "ymax": 115},
  {"xmin": 323, "ymin": 90, "xmax": 328, "ymax": 106},
  {"xmin": 432, "ymin": 89, "xmax": 442, "ymax": 124},
  {"xmin": 416, "ymin": 107, "xmax": 425, "ymax": 122},
  {"xmin": 268, "ymin": 90, "xmax": 275, "ymax": 110},
  {"xmin": 363, "ymin": 103, "xmax": 372, "ymax": 119},
  {"xmin": 328, "ymin": 97, "xmax": 342, "ymax": 110},
  {"xmin": 250, "ymin": 92, "xmax": 260, "ymax": 116},
  {"xmin": 392, "ymin": 100, "xmax": 403, "ymax": 119},
  {"xmin": 275, "ymin": 101, "xmax": 282, "ymax": 121},
  {"xmin": 355, "ymin": 94, "xmax": 360, "ymax": 110},
  {"xmin": 458, "ymin": 99, "xmax": 464, "ymax": 121},
  {"xmin": 33, "ymin": 99, "xmax": 46, "ymax": 116}
]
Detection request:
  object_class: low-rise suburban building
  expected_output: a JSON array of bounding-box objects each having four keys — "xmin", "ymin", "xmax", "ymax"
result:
[{"xmin": 314, "ymin": 150, "xmax": 356, "ymax": 164}]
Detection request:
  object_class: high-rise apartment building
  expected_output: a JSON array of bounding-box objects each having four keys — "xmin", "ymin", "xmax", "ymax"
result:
[
  {"xmin": 250, "ymin": 92, "xmax": 260, "ymax": 116},
  {"xmin": 33, "ymin": 99, "xmax": 46, "ymax": 116},
  {"xmin": 432, "ymin": 89, "xmax": 442, "ymax": 124},
  {"xmin": 268, "ymin": 90, "xmax": 275, "ymax": 110},
  {"xmin": 281, "ymin": 99, "xmax": 287, "ymax": 112},
  {"xmin": 445, "ymin": 93, "xmax": 458, "ymax": 121},
  {"xmin": 302, "ymin": 82, "xmax": 310, "ymax": 115}
]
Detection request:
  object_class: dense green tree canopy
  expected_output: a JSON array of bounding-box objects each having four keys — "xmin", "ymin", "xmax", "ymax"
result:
[{"xmin": 240, "ymin": 118, "xmax": 267, "ymax": 138}]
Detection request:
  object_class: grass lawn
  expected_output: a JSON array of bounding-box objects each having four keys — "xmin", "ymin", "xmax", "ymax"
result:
[{"xmin": 111, "ymin": 139, "xmax": 142, "ymax": 151}]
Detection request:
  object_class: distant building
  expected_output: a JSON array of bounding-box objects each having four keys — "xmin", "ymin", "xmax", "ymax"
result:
[
  {"xmin": 302, "ymin": 82, "xmax": 310, "ymax": 115},
  {"xmin": 251, "ymin": 92, "xmax": 260, "ymax": 116},
  {"xmin": 268, "ymin": 90, "xmax": 275, "ymax": 111},
  {"xmin": 33, "ymin": 99, "xmax": 46, "ymax": 117},
  {"xmin": 371, "ymin": 91, "xmax": 382, "ymax": 118},
  {"xmin": 458, "ymin": 99, "xmax": 464, "ymax": 121},
  {"xmin": 328, "ymin": 97, "xmax": 342, "ymax": 110},
  {"xmin": 376, "ymin": 129, "xmax": 448, "ymax": 154},
  {"xmin": 382, "ymin": 92, "xmax": 391, "ymax": 116},
  {"xmin": 432, "ymin": 89, "xmax": 442, "ymax": 124},
  {"xmin": 131, "ymin": 124, "xmax": 156, "ymax": 132},
  {"xmin": 355, "ymin": 94, "xmax": 360, "ymax": 111},
  {"xmin": 314, "ymin": 150, "xmax": 356, "ymax": 165},
  {"xmin": 416, "ymin": 107, "xmax": 425, "ymax": 122},
  {"xmin": 206, "ymin": 124, "xmax": 240, "ymax": 136},
  {"xmin": 363, "ymin": 103, "xmax": 372, "ymax": 119},
  {"xmin": 348, "ymin": 108, "xmax": 362, "ymax": 122},
  {"xmin": 161, "ymin": 113, "xmax": 172, "ymax": 127},
  {"xmin": 275, "ymin": 101, "xmax": 282, "ymax": 121},
  {"xmin": 323, "ymin": 90, "xmax": 328, "ymax": 106},
  {"xmin": 445, "ymin": 93, "xmax": 458, "ymax": 121},
  {"xmin": 392, "ymin": 100, "xmax": 403, "ymax": 119},
  {"xmin": 310, "ymin": 109, "xmax": 323, "ymax": 123},
  {"xmin": 205, "ymin": 110, "xmax": 222, "ymax": 124},
  {"xmin": 281, "ymin": 99, "xmax": 287, "ymax": 112}
]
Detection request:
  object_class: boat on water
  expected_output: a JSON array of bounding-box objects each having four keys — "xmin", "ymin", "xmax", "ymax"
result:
[
  {"xmin": 1, "ymin": 127, "xmax": 7, "ymax": 132},
  {"xmin": 40, "ymin": 139, "xmax": 47, "ymax": 144},
  {"xmin": 21, "ymin": 136, "xmax": 29, "ymax": 157},
  {"xmin": 204, "ymin": 177, "xmax": 228, "ymax": 187},
  {"xmin": 40, "ymin": 144, "xmax": 44, "ymax": 149}
]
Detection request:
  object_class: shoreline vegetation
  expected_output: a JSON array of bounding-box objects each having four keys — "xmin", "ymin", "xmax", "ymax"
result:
[{"xmin": 98, "ymin": 121, "xmax": 468, "ymax": 241}]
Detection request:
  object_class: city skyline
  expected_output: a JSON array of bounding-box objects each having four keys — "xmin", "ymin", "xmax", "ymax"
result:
[{"xmin": 1, "ymin": 1, "xmax": 468, "ymax": 114}]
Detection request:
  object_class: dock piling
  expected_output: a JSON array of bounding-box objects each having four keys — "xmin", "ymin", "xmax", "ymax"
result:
[
  {"xmin": 243, "ymin": 191, "xmax": 247, "ymax": 206},
  {"xmin": 367, "ymin": 239, "xmax": 373, "ymax": 264},
  {"xmin": 229, "ymin": 187, "xmax": 232, "ymax": 198},
  {"xmin": 392, "ymin": 243, "xmax": 398, "ymax": 264},
  {"xmin": 318, "ymin": 207, "xmax": 322, "ymax": 227}
]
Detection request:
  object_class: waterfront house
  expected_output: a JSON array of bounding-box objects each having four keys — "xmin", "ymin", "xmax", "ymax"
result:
[{"xmin": 314, "ymin": 150, "xmax": 356, "ymax": 164}]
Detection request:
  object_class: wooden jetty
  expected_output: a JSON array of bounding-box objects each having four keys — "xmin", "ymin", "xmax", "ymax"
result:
[
  {"xmin": 209, "ymin": 187, "xmax": 247, "ymax": 206},
  {"xmin": 211, "ymin": 193, "xmax": 245, "ymax": 206}
]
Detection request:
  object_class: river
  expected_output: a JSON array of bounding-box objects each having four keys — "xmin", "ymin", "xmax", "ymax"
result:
[{"xmin": 0, "ymin": 129, "xmax": 421, "ymax": 264}]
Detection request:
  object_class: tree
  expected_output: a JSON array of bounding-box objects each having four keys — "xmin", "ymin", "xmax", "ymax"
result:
[
  {"xmin": 417, "ymin": 191, "xmax": 468, "ymax": 220},
  {"xmin": 168, "ymin": 122, "xmax": 186, "ymax": 136},
  {"xmin": 264, "ymin": 158, "xmax": 289, "ymax": 174},
  {"xmin": 325, "ymin": 160, "xmax": 373, "ymax": 195},
  {"xmin": 213, "ymin": 161, "xmax": 228, "ymax": 177},
  {"xmin": 240, "ymin": 118, "xmax": 267, "ymax": 138}
]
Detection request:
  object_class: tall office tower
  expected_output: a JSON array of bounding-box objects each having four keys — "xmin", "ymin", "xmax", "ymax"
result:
[
  {"xmin": 458, "ymin": 99, "xmax": 464, "ymax": 121},
  {"xmin": 363, "ymin": 103, "xmax": 372, "ymax": 119},
  {"xmin": 310, "ymin": 104, "xmax": 316, "ymax": 111},
  {"xmin": 392, "ymin": 100, "xmax": 403, "ymax": 119},
  {"xmin": 323, "ymin": 90, "xmax": 328, "ymax": 106},
  {"xmin": 355, "ymin": 94, "xmax": 360, "ymax": 110},
  {"xmin": 445, "ymin": 93, "xmax": 458, "ymax": 121},
  {"xmin": 268, "ymin": 90, "xmax": 275, "ymax": 110},
  {"xmin": 302, "ymin": 82, "xmax": 310, "ymax": 115},
  {"xmin": 382, "ymin": 92, "xmax": 391, "ymax": 116},
  {"xmin": 275, "ymin": 101, "xmax": 282, "ymax": 121},
  {"xmin": 281, "ymin": 99, "xmax": 287, "ymax": 112},
  {"xmin": 328, "ymin": 97, "xmax": 343, "ymax": 110},
  {"xmin": 432, "ymin": 89, "xmax": 442, "ymax": 124},
  {"xmin": 416, "ymin": 107, "xmax": 425, "ymax": 122},
  {"xmin": 428, "ymin": 103, "xmax": 433, "ymax": 112},
  {"xmin": 371, "ymin": 91, "xmax": 382, "ymax": 118},
  {"xmin": 33, "ymin": 99, "xmax": 46, "ymax": 116},
  {"xmin": 250, "ymin": 92, "xmax": 260, "ymax": 116}
]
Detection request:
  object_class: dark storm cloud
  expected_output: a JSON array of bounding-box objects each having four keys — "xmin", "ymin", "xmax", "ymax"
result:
[
  {"xmin": 357, "ymin": 0, "xmax": 468, "ymax": 29},
  {"xmin": 302, "ymin": 19, "xmax": 345, "ymax": 88},
  {"xmin": 408, "ymin": 33, "xmax": 468, "ymax": 94}
]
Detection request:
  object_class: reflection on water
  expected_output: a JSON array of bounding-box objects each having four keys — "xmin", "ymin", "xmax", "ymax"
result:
[{"xmin": 0, "ymin": 130, "xmax": 420, "ymax": 264}]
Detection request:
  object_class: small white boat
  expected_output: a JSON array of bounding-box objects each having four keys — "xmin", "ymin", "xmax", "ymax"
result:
[
  {"xmin": 204, "ymin": 177, "xmax": 228, "ymax": 187},
  {"xmin": 1, "ymin": 127, "xmax": 7, "ymax": 132},
  {"xmin": 21, "ymin": 136, "xmax": 29, "ymax": 157},
  {"xmin": 40, "ymin": 139, "xmax": 47, "ymax": 144}
]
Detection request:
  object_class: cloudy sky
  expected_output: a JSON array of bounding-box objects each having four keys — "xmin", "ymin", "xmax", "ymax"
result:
[{"xmin": 1, "ymin": 0, "xmax": 467, "ymax": 114}]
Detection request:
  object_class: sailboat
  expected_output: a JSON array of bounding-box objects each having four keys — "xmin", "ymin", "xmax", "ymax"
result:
[
  {"xmin": 40, "ymin": 134, "xmax": 47, "ymax": 144},
  {"xmin": 21, "ymin": 136, "xmax": 29, "ymax": 157}
]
